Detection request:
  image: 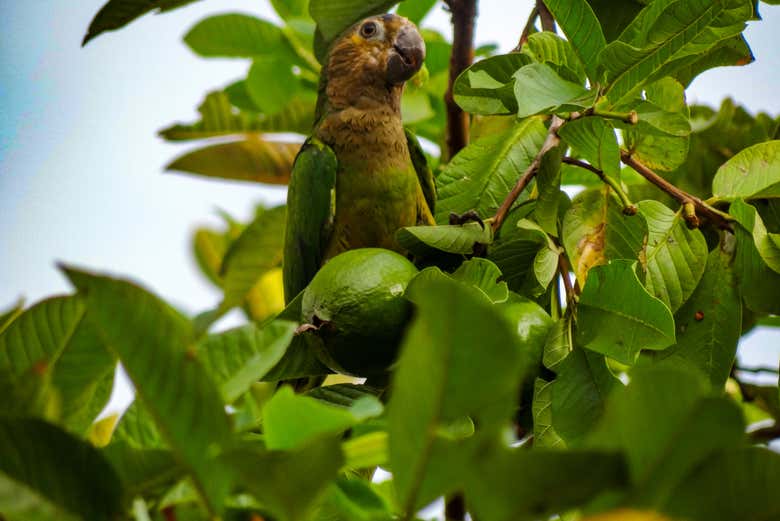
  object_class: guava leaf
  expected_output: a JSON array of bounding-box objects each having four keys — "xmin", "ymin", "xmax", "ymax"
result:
[{"xmin": 577, "ymin": 260, "xmax": 676, "ymax": 364}]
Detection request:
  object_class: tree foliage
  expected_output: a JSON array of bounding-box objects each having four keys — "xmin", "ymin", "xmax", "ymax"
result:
[{"xmin": 3, "ymin": 0, "xmax": 780, "ymax": 520}]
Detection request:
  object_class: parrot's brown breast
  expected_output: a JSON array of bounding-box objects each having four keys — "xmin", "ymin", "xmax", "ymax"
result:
[{"xmin": 318, "ymin": 106, "xmax": 420, "ymax": 259}]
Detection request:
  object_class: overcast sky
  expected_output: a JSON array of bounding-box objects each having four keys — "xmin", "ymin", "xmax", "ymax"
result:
[{"xmin": 1, "ymin": 1, "xmax": 778, "ymax": 381}]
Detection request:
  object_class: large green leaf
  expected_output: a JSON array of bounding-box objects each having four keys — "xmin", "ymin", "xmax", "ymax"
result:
[
  {"xmin": 590, "ymin": 367, "xmax": 745, "ymax": 505},
  {"xmin": 263, "ymin": 386, "xmax": 382, "ymax": 450},
  {"xmin": 513, "ymin": 63, "xmax": 596, "ymax": 118},
  {"xmin": 159, "ymin": 91, "xmax": 315, "ymax": 140},
  {"xmin": 198, "ymin": 320, "xmax": 296, "ymax": 402},
  {"xmin": 184, "ymin": 14, "xmax": 290, "ymax": 59},
  {"xmin": 0, "ymin": 296, "xmax": 84, "ymax": 377},
  {"xmin": 586, "ymin": 0, "xmax": 645, "ymax": 42},
  {"xmin": 543, "ymin": 0, "xmax": 607, "ymax": 82},
  {"xmin": 454, "ymin": 54, "xmax": 530, "ymax": 116},
  {"xmin": 495, "ymin": 219, "xmax": 562, "ymax": 297},
  {"xmin": 112, "ymin": 401, "xmax": 165, "ymax": 449},
  {"xmin": 521, "ymin": 32, "xmax": 588, "ymax": 83},
  {"xmin": 712, "ymin": 140, "xmax": 780, "ymax": 200},
  {"xmin": 388, "ymin": 271, "xmax": 527, "ymax": 513},
  {"xmin": 221, "ymin": 437, "xmax": 344, "ymax": 521},
  {"xmin": 562, "ymin": 188, "xmax": 648, "ymax": 285},
  {"xmin": 465, "ymin": 447, "xmax": 628, "ymax": 521},
  {"xmin": 559, "ymin": 117, "xmax": 620, "ymax": 179},
  {"xmin": 638, "ymin": 200, "xmax": 708, "ymax": 312},
  {"xmin": 532, "ymin": 378, "xmax": 565, "ymax": 448},
  {"xmin": 62, "ymin": 268, "xmax": 232, "ymax": 514},
  {"xmin": 542, "ymin": 314, "xmax": 575, "ymax": 370},
  {"xmin": 166, "ymin": 138, "xmax": 300, "ymax": 185},
  {"xmin": 487, "ymin": 203, "xmax": 547, "ymax": 294},
  {"xmin": 83, "ymin": 0, "xmax": 203, "ymax": 45},
  {"xmin": 220, "ymin": 205, "xmax": 287, "ymax": 311},
  {"xmin": 0, "ymin": 417, "xmax": 122, "ymax": 521},
  {"xmin": 435, "ymin": 117, "xmax": 547, "ymax": 220},
  {"xmin": 246, "ymin": 58, "xmax": 303, "ymax": 115},
  {"xmin": 672, "ymin": 34, "xmax": 754, "ymax": 86},
  {"xmin": 551, "ymin": 348, "xmax": 619, "ymax": 446},
  {"xmin": 271, "ymin": 0, "xmax": 311, "ymax": 21},
  {"xmin": 102, "ymin": 443, "xmax": 180, "ymax": 500},
  {"xmin": 601, "ymin": 0, "xmax": 753, "ymax": 104},
  {"xmin": 732, "ymin": 202, "xmax": 780, "ymax": 314},
  {"xmin": 451, "ymin": 258, "xmax": 509, "ymax": 303},
  {"xmin": 0, "ymin": 296, "xmax": 115, "ymax": 432},
  {"xmin": 664, "ymin": 448, "xmax": 780, "ymax": 521},
  {"xmin": 306, "ymin": 383, "xmax": 381, "ymax": 408},
  {"xmin": 647, "ymin": 246, "xmax": 740, "ymax": 388},
  {"xmin": 261, "ymin": 337, "xmax": 333, "ymax": 382},
  {"xmin": 577, "ymin": 260, "xmax": 676, "ymax": 364},
  {"xmin": 315, "ymin": 476, "xmax": 393, "ymax": 521},
  {"xmin": 534, "ymin": 145, "xmax": 564, "ymax": 236},
  {"xmin": 624, "ymin": 77, "xmax": 691, "ymax": 172},
  {"xmin": 397, "ymin": 222, "xmax": 492, "ymax": 256},
  {"xmin": 51, "ymin": 331, "xmax": 115, "ymax": 435},
  {"xmin": 730, "ymin": 199, "xmax": 780, "ymax": 273},
  {"xmin": 397, "ymin": 0, "xmax": 437, "ymax": 24}
]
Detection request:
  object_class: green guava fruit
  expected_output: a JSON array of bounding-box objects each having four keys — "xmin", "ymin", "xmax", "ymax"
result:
[{"xmin": 301, "ymin": 248, "xmax": 419, "ymax": 376}]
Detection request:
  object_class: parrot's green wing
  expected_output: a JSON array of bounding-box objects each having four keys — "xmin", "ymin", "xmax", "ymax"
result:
[
  {"xmin": 405, "ymin": 128, "xmax": 436, "ymax": 215},
  {"xmin": 283, "ymin": 138, "xmax": 338, "ymax": 304}
]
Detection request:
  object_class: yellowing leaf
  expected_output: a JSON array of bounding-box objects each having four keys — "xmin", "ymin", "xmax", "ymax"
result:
[{"xmin": 583, "ymin": 509, "xmax": 678, "ymax": 521}]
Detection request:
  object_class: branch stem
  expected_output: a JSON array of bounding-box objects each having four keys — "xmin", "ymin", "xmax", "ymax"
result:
[
  {"xmin": 749, "ymin": 423, "xmax": 780, "ymax": 444},
  {"xmin": 537, "ymin": 1, "xmax": 556, "ymax": 32},
  {"xmin": 562, "ymin": 157, "xmax": 637, "ymax": 214},
  {"xmin": 736, "ymin": 365, "xmax": 780, "ymax": 375},
  {"xmin": 620, "ymin": 150, "xmax": 734, "ymax": 230},
  {"xmin": 586, "ymin": 108, "xmax": 639, "ymax": 125},
  {"xmin": 514, "ymin": 5, "xmax": 539, "ymax": 51},
  {"xmin": 444, "ymin": 0, "xmax": 478, "ymax": 160},
  {"xmin": 558, "ymin": 254, "xmax": 576, "ymax": 306},
  {"xmin": 492, "ymin": 116, "xmax": 564, "ymax": 234}
]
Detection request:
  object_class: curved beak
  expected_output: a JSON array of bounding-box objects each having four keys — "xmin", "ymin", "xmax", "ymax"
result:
[{"xmin": 386, "ymin": 24, "xmax": 425, "ymax": 85}]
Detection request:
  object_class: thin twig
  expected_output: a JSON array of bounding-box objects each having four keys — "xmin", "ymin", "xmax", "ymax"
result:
[
  {"xmin": 558, "ymin": 253, "xmax": 576, "ymax": 305},
  {"xmin": 444, "ymin": 0, "xmax": 478, "ymax": 160},
  {"xmin": 620, "ymin": 150, "xmax": 734, "ymax": 230},
  {"xmin": 514, "ymin": 5, "xmax": 539, "ymax": 51},
  {"xmin": 562, "ymin": 157, "xmax": 637, "ymax": 215},
  {"xmin": 492, "ymin": 116, "xmax": 564, "ymax": 234},
  {"xmin": 749, "ymin": 423, "xmax": 780, "ymax": 444},
  {"xmin": 737, "ymin": 365, "xmax": 780, "ymax": 375},
  {"xmin": 537, "ymin": 1, "xmax": 556, "ymax": 32}
]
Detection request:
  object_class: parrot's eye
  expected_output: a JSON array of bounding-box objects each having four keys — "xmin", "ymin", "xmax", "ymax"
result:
[{"xmin": 360, "ymin": 21, "xmax": 378, "ymax": 38}]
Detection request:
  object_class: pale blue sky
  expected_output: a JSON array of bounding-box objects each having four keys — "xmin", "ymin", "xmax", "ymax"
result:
[{"xmin": 1, "ymin": 1, "xmax": 778, "ymax": 372}]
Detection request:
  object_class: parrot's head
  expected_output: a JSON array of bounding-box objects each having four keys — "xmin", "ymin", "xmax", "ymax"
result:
[{"xmin": 323, "ymin": 14, "xmax": 425, "ymax": 111}]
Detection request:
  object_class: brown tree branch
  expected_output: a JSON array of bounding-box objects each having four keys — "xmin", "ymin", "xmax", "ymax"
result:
[
  {"xmin": 620, "ymin": 150, "xmax": 734, "ymax": 230},
  {"xmin": 749, "ymin": 423, "xmax": 780, "ymax": 444},
  {"xmin": 444, "ymin": 0, "xmax": 478, "ymax": 160},
  {"xmin": 492, "ymin": 116, "xmax": 564, "ymax": 234},
  {"xmin": 537, "ymin": 1, "xmax": 556, "ymax": 33},
  {"xmin": 558, "ymin": 253, "xmax": 576, "ymax": 304},
  {"xmin": 562, "ymin": 157, "xmax": 637, "ymax": 215},
  {"xmin": 514, "ymin": 5, "xmax": 539, "ymax": 51}
]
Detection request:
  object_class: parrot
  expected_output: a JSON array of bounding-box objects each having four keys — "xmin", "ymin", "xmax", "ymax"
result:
[{"xmin": 283, "ymin": 13, "xmax": 436, "ymax": 304}]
